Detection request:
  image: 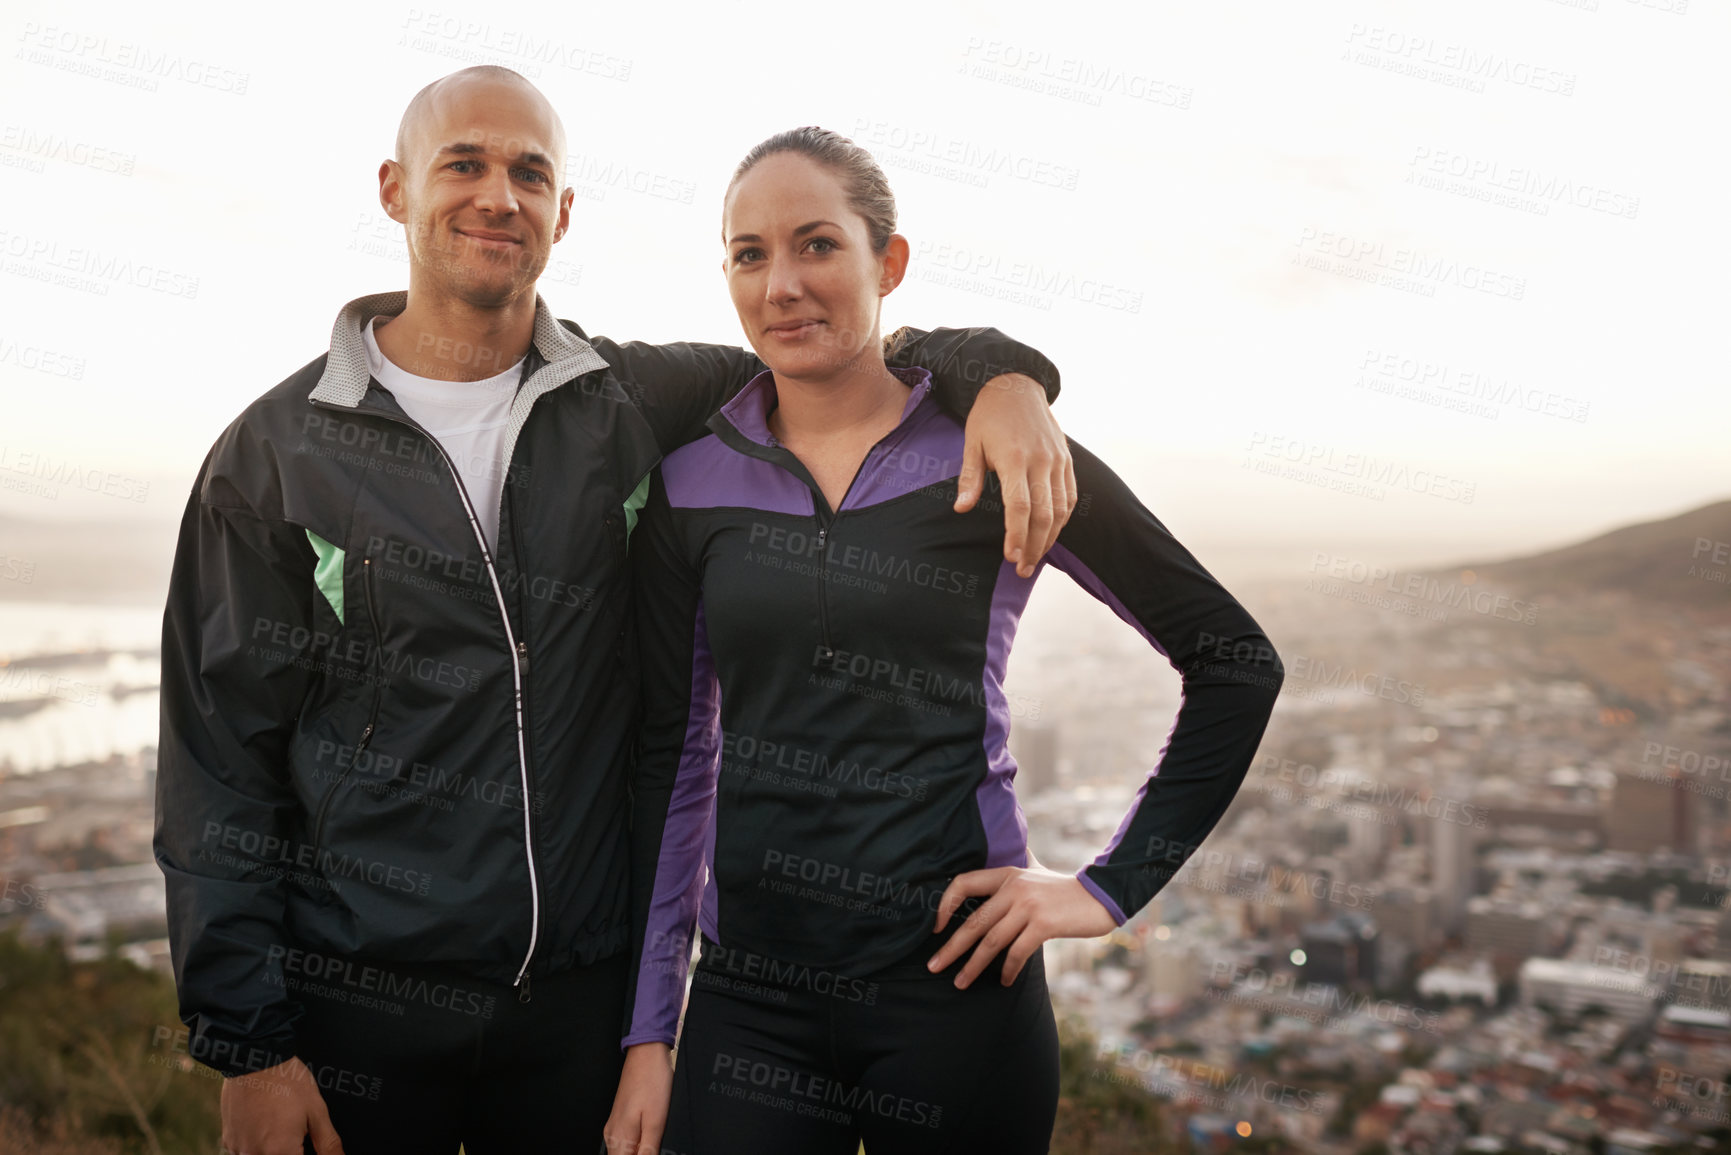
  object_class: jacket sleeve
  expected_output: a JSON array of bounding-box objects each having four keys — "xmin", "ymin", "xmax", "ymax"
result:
[
  {"xmin": 1043, "ymin": 441, "xmax": 1284, "ymax": 924},
  {"xmin": 583, "ymin": 327, "xmax": 1061, "ymax": 455},
  {"xmin": 155, "ymin": 464, "xmax": 315, "ymax": 1077},
  {"xmin": 622, "ymin": 470, "xmax": 720, "ymax": 1049}
]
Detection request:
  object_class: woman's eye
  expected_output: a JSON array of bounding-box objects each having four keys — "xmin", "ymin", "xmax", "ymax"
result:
[
  {"xmin": 733, "ymin": 248, "xmax": 764, "ymax": 264},
  {"xmin": 808, "ymin": 237, "xmax": 837, "ymax": 254}
]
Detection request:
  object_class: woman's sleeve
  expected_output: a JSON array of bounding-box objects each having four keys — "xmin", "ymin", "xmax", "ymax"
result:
[
  {"xmin": 1044, "ymin": 441, "xmax": 1284, "ymax": 924},
  {"xmin": 622, "ymin": 470, "xmax": 721, "ymax": 1048}
]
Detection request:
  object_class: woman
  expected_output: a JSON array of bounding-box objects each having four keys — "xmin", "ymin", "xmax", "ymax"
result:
[{"xmin": 605, "ymin": 128, "xmax": 1284, "ymax": 1155}]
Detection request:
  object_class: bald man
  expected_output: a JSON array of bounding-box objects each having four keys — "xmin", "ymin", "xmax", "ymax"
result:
[{"xmin": 156, "ymin": 66, "xmax": 1073, "ymax": 1155}]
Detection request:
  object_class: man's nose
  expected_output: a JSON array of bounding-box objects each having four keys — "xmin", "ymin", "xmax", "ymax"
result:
[{"xmin": 473, "ymin": 165, "xmax": 519, "ymax": 216}]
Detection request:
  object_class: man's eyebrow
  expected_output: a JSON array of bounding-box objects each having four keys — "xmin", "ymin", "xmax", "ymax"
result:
[
  {"xmin": 435, "ymin": 142, "xmax": 556, "ymax": 169},
  {"xmin": 726, "ymin": 221, "xmax": 842, "ymax": 246}
]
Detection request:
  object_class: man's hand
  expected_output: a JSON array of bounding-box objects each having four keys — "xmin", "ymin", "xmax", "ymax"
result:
[
  {"xmin": 220, "ymin": 1056, "xmax": 343, "ymax": 1155},
  {"xmin": 927, "ymin": 866, "xmax": 1116, "ymax": 990},
  {"xmin": 604, "ymin": 1042, "xmax": 674, "ymax": 1155},
  {"xmin": 957, "ymin": 372, "xmax": 1077, "ymax": 578}
]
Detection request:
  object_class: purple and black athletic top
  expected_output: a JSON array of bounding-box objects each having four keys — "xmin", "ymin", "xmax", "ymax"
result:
[{"xmin": 623, "ymin": 366, "xmax": 1283, "ymax": 1048}]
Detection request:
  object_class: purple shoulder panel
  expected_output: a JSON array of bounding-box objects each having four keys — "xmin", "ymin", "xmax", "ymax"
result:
[{"xmin": 663, "ymin": 436, "xmax": 813, "ymax": 516}]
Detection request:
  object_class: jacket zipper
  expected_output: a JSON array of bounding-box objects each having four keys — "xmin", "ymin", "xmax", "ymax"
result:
[
  {"xmin": 311, "ymin": 553, "xmax": 385, "ymax": 851},
  {"xmin": 814, "ymin": 520, "xmax": 835, "ymax": 659},
  {"xmin": 310, "ymin": 399, "xmax": 543, "ymax": 998}
]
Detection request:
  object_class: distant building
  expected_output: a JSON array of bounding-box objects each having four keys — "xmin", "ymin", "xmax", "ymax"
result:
[
  {"xmin": 1466, "ymin": 895, "xmax": 1558, "ymax": 962},
  {"xmin": 1431, "ymin": 806, "xmax": 1477, "ymax": 937},
  {"xmin": 29, "ymin": 862, "xmax": 168, "ymax": 962},
  {"xmin": 1416, "ymin": 957, "xmax": 1498, "ymax": 1006},
  {"xmin": 1301, "ymin": 912, "xmax": 1378, "ymax": 986},
  {"xmin": 1518, "ymin": 957, "xmax": 1660, "ymax": 1025},
  {"xmin": 1372, "ymin": 884, "xmax": 1437, "ymax": 951},
  {"xmin": 1606, "ymin": 771, "xmax": 1691, "ymax": 855}
]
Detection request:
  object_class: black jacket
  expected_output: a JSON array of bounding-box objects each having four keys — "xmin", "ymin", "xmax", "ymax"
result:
[
  {"xmin": 624, "ymin": 367, "xmax": 1282, "ymax": 1047},
  {"xmin": 154, "ymin": 291, "xmax": 1058, "ymax": 1076}
]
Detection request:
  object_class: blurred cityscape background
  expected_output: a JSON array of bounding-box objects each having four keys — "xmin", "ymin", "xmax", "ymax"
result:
[{"xmin": 3, "ymin": 495, "xmax": 1727, "ymax": 1153}]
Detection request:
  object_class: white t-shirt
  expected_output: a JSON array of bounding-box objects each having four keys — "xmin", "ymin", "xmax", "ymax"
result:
[{"xmin": 363, "ymin": 317, "xmax": 525, "ymax": 553}]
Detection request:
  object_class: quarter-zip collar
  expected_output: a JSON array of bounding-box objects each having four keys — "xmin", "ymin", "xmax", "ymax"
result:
[
  {"xmin": 309, "ymin": 290, "xmax": 609, "ymax": 410},
  {"xmin": 707, "ymin": 365, "xmax": 936, "ymax": 465}
]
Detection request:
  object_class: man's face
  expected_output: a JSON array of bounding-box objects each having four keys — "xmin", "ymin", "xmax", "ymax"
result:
[{"xmin": 382, "ymin": 77, "xmax": 572, "ymax": 309}]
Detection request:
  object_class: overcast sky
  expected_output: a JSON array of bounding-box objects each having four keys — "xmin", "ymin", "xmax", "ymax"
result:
[{"xmin": 1, "ymin": 0, "xmax": 1724, "ymax": 578}]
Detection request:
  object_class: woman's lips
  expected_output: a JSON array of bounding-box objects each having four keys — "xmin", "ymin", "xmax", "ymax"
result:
[{"xmin": 765, "ymin": 320, "xmax": 823, "ymax": 341}]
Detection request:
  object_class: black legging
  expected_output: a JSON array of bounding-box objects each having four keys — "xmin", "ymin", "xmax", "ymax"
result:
[
  {"xmin": 290, "ymin": 948, "xmax": 627, "ymax": 1154},
  {"xmin": 663, "ymin": 934, "xmax": 1059, "ymax": 1155}
]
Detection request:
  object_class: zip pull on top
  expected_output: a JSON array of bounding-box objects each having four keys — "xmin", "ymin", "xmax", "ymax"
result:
[{"xmin": 518, "ymin": 973, "xmax": 532, "ymax": 1003}]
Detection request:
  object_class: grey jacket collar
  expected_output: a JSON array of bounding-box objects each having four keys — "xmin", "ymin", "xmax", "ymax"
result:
[{"xmin": 308, "ymin": 290, "xmax": 609, "ymax": 408}]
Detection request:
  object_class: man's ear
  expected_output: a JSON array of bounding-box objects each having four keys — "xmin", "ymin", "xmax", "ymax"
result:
[
  {"xmin": 554, "ymin": 186, "xmax": 574, "ymax": 241},
  {"xmin": 879, "ymin": 233, "xmax": 910, "ymax": 297},
  {"xmin": 379, "ymin": 159, "xmax": 408, "ymax": 224}
]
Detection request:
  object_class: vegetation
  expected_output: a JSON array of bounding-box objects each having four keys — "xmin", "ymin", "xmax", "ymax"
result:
[{"xmin": 1, "ymin": 934, "xmax": 1182, "ymax": 1154}]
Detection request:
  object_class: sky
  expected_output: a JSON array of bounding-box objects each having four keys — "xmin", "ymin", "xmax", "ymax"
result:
[{"xmin": 1, "ymin": 0, "xmax": 1725, "ymax": 580}]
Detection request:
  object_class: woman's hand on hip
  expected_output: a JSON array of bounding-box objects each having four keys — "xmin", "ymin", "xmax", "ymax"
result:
[{"xmin": 926, "ymin": 866, "xmax": 1116, "ymax": 989}]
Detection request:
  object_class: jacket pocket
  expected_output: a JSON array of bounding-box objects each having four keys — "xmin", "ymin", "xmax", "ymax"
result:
[{"xmin": 312, "ymin": 553, "xmax": 386, "ymax": 850}]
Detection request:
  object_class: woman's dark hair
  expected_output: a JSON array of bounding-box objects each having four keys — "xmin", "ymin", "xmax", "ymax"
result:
[{"xmin": 724, "ymin": 126, "xmax": 897, "ymax": 253}]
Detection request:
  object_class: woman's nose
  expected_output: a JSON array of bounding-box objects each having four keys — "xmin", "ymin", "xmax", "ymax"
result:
[{"xmin": 765, "ymin": 256, "xmax": 802, "ymax": 304}]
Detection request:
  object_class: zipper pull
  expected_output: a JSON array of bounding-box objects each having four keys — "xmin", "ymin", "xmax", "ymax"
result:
[
  {"xmin": 516, "ymin": 640, "xmax": 529, "ymax": 673},
  {"xmin": 817, "ymin": 528, "xmax": 827, "ymax": 549},
  {"xmin": 518, "ymin": 973, "xmax": 532, "ymax": 1003}
]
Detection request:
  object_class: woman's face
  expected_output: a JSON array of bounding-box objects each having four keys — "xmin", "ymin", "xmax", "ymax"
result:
[{"xmin": 722, "ymin": 152, "xmax": 906, "ymax": 383}]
